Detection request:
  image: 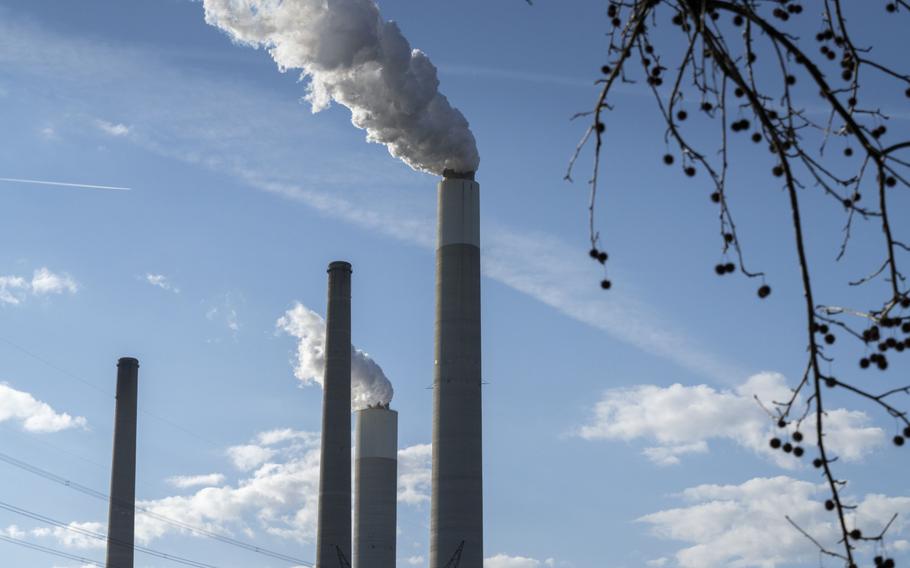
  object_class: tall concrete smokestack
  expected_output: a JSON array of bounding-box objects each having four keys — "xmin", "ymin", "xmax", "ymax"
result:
[
  {"xmin": 316, "ymin": 261, "xmax": 353, "ymax": 568},
  {"xmin": 106, "ymin": 357, "xmax": 139, "ymax": 568},
  {"xmin": 353, "ymin": 406, "xmax": 398, "ymax": 568},
  {"xmin": 431, "ymin": 170, "xmax": 482, "ymax": 568}
]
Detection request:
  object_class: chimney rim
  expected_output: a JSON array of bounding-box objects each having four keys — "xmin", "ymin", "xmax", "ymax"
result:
[
  {"xmin": 442, "ymin": 169, "xmax": 475, "ymax": 180},
  {"xmin": 117, "ymin": 357, "xmax": 139, "ymax": 368},
  {"xmin": 327, "ymin": 260, "xmax": 353, "ymax": 273}
]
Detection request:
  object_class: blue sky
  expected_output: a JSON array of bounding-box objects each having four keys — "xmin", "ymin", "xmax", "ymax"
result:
[{"xmin": 0, "ymin": 1, "xmax": 908, "ymax": 567}]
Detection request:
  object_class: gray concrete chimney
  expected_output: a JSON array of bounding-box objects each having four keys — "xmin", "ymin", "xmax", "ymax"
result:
[
  {"xmin": 430, "ymin": 171, "xmax": 483, "ymax": 568},
  {"xmin": 106, "ymin": 357, "xmax": 139, "ymax": 568},
  {"xmin": 316, "ymin": 261, "xmax": 353, "ymax": 568},
  {"xmin": 353, "ymin": 406, "xmax": 398, "ymax": 568}
]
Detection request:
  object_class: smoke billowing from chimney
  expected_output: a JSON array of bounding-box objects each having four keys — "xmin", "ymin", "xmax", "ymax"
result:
[
  {"xmin": 277, "ymin": 302, "xmax": 393, "ymax": 410},
  {"xmin": 203, "ymin": 0, "xmax": 480, "ymax": 175}
]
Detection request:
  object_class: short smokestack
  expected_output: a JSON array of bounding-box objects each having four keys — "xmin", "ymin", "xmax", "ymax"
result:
[
  {"xmin": 106, "ymin": 357, "xmax": 139, "ymax": 568},
  {"xmin": 353, "ymin": 406, "xmax": 398, "ymax": 568},
  {"xmin": 431, "ymin": 171, "xmax": 483, "ymax": 568},
  {"xmin": 316, "ymin": 261, "xmax": 353, "ymax": 568}
]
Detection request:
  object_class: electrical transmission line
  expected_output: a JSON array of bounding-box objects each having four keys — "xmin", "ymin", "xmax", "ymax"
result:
[
  {"xmin": 0, "ymin": 500, "xmax": 221, "ymax": 568},
  {"xmin": 0, "ymin": 337, "xmax": 315, "ymax": 565},
  {"xmin": 0, "ymin": 451, "xmax": 314, "ymax": 566},
  {"xmin": 0, "ymin": 533, "xmax": 103, "ymax": 567}
]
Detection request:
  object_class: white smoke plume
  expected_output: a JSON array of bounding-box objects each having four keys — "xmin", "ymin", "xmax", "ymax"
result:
[
  {"xmin": 276, "ymin": 302, "xmax": 394, "ymax": 410},
  {"xmin": 203, "ymin": 0, "xmax": 479, "ymax": 175}
]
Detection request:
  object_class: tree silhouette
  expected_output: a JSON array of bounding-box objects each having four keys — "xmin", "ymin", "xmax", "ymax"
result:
[{"xmin": 566, "ymin": 2, "xmax": 909, "ymax": 566}]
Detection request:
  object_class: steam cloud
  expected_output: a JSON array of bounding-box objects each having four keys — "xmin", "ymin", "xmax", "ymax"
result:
[
  {"xmin": 277, "ymin": 302, "xmax": 393, "ymax": 410},
  {"xmin": 203, "ymin": 0, "xmax": 480, "ymax": 174}
]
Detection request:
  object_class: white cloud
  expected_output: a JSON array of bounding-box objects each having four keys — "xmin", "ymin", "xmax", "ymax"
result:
[
  {"xmin": 255, "ymin": 428, "xmax": 317, "ymax": 446},
  {"xmin": 226, "ymin": 444, "xmax": 276, "ymax": 471},
  {"xmin": 0, "ymin": 267, "xmax": 78, "ymax": 305},
  {"xmin": 166, "ymin": 473, "xmax": 226, "ymax": 489},
  {"xmin": 29, "ymin": 268, "xmax": 78, "ymax": 295},
  {"xmin": 0, "ymin": 275, "xmax": 28, "ymax": 305},
  {"xmin": 136, "ymin": 430, "xmax": 323, "ymax": 544},
  {"xmin": 405, "ymin": 555, "xmax": 425, "ymax": 565},
  {"xmin": 33, "ymin": 522, "xmax": 106, "ymax": 550},
  {"xmin": 0, "ymin": 525, "xmax": 27, "ymax": 538},
  {"xmin": 0, "ymin": 383, "xmax": 87, "ymax": 432},
  {"xmin": 640, "ymin": 476, "xmax": 910, "ymax": 568},
  {"xmin": 276, "ymin": 302, "xmax": 394, "ymax": 410},
  {"xmin": 397, "ymin": 443, "xmax": 432, "ymax": 506},
  {"xmin": 96, "ymin": 120, "xmax": 130, "ymax": 137},
  {"xmin": 40, "ymin": 125, "xmax": 58, "ymax": 140},
  {"xmin": 485, "ymin": 554, "xmax": 545, "ymax": 568},
  {"xmin": 82, "ymin": 434, "xmax": 434, "ymax": 547},
  {"xmin": 576, "ymin": 372, "xmax": 884, "ymax": 467},
  {"xmin": 145, "ymin": 273, "xmax": 179, "ymax": 293}
]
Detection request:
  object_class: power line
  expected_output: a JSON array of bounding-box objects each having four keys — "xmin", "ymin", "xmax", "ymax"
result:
[
  {"xmin": 0, "ymin": 334, "xmax": 108, "ymax": 395},
  {"xmin": 0, "ymin": 451, "xmax": 314, "ymax": 566},
  {"xmin": 0, "ymin": 500, "xmax": 221, "ymax": 568},
  {"xmin": 0, "ymin": 332, "xmax": 315, "ymax": 565},
  {"xmin": 0, "ymin": 333, "xmax": 221, "ymax": 449},
  {"xmin": 0, "ymin": 533, "xmax": 103, "ymax": 567}
]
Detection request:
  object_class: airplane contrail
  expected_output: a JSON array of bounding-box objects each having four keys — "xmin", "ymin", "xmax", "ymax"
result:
[{"xmin": 0, "ymin": 177, "xmax": 131, "ymax": 191}]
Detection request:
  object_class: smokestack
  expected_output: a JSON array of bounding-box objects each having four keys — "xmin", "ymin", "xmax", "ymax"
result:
[
  {"xmin": 317, "ymin": 261, "xmax": 353, "ymax": 568},
  {"xmin": 106, "ymin": 357, "xmax": 139, "ymax": 568},
  {"xmin": 353, "ymin": 406, "xmax": 398, "ymax": 568},
  {"xmin": 431, "ymin": 170, "xmax": 482, "ymax": 568}
]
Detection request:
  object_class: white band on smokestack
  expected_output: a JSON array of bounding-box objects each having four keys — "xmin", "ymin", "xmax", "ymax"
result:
[
  {"xmin": 355, "ymin": 407, "xmax": 398, "ymax": 460},
  {"xmin": 438, "ymin": 172, "xmax": 480, "ymax": 248},
  {"xmin": 354, "ymin": 407, "xmax": 398, "ymax": 568}
]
